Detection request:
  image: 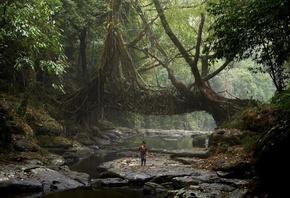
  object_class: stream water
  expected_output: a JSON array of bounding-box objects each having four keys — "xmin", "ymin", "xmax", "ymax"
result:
[
  {"xmin": 68, "ymin": 132, "xmax": 209, "ymax": 178},
  {"xmin": 34, "ymin": 131, "xmax": 210, "ymax": 198}
]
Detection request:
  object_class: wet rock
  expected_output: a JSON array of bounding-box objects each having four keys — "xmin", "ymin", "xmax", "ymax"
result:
[
  {"xmin": 13, "ymin": 139, "xmax": 39, "ymax": 152},
  {"xmin": 166, "ymin": 187, "xmax": 226, "ymax": 198},
  {"xmin": 173, "ymin": 157, "xmax": 204, "ymax": 165},
  {"xmin": 93, "ymin": 137, "xmax": 111, "ymax": 147},
  {"xmin": 97, "ymin": 161, "xmax": 115, "ymax": 172},
  {"xmin": 36, "ymin": 135, "xmax": 72, "ymax": 149},
  {"xmin": 0, "ymin": 162, "xmax": 90, "ymax": 195},
  {"xmin": 123, "ymin": 172, "xmax": 152, "ymax": 184},
  {"xmin": 172, "ymin": 169, "xmax": 219, "ymax": 189},
  {"xmin": 45, "ymin": 153, "xmax": 66, "ymax": 166},
  {"xmin": 199, "ymin": 182, "xmax": 236, "ymax": 192},
  {"xmin": 166, "ymin": 185, "xmax": 248, "ymax": 198},
  {"xmin": 91, "ymin": 179, "xmax": 102, "ymax": 189},
  {"xmin": 95, "ymin": 151, "xmax": 250, "ymax": 197},
  {"xmin": 97, "ymin": 155, "xmax": 194, "ymax": 184},
  {"xmin": 166, "ymin": 188, "xmax": 206, "ymax": 198},
  {"xmin": 170, "ymin": 148, "xmax": 210, "ymax": 159},
  {"xmin": 214, "ymin": 161, "xmax": 254, "ymax": 179},
  {"xmin": 104, "ymin": 130, "xmax": 123, "ymax": 141},
  {"xmin": 143, "ymin": 181, "xmax": 167, "ymax": 197},
  {"xmin": 92, "ymin": 177, "xmax": 129, "ymax": 188}
]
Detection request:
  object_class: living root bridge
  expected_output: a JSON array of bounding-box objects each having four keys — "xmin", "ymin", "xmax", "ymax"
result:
[
  {"xmin": 57, "ymin": 0, "xmax": 257, "ymax": 127},
  {"xmin": 58, "ymin": 72, "xmax": 256, "ymax": 127}
]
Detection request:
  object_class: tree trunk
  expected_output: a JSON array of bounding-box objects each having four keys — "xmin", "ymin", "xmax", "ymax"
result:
[
  {"xmin": 18, "ymin": 66, "xmax": 36, "ymax": 116},
  {"xmin": 79, "ymin": 28, "xmax": 87, "ymax": 80}
]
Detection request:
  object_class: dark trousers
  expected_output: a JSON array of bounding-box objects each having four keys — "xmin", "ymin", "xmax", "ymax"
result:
[{"xmin": 141, "ymin": 154, "xmax": 146, "ymax": 165}]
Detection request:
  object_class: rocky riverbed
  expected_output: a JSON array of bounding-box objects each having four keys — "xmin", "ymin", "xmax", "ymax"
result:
[
  {"xmin": 0, "ymin": 127, "xmax": 255, "ymax": 198},
  {"xmin": 0, "ymin": 153, "xmax": 90, "ymax": 198},
  {"xmin": 94, "ymin": 149, "xmax": 251, "ymax": 198}
]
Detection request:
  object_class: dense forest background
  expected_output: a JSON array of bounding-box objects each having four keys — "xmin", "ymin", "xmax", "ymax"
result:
[
  {"xmin": 1, "ymin": 1, "xmax": 290, "ymax": 197},
  {"xmin": 0, "ymin": 0, "xmax": 289, "ymax": 131}
]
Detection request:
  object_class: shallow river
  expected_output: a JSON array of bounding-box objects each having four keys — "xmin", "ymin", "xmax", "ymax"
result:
[
  {"xmin": 36, "ymin": 131, "xmax": 209, "ymax": 198},
  {"xmin": 69, "ymin": 133, "xmax": 208, "ymax": 178}
]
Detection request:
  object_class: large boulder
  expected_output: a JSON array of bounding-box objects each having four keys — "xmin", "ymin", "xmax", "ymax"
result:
[{"xmin": 0, "ymin": 160, "xmax": 90, "ymax": 196}]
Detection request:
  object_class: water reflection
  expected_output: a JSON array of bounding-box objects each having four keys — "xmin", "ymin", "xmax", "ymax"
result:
[
  {"xmin": 69, "ymin": 151, "xmax": 120, "ymax": 178},
  {"xmin": 34, "ymin": 132, "xmax": 210, "ymax": 198},
  {"xmin": 69, "ymin": 135, "xmax": 193, "ymax": 179},
  {"xmin": 69, "ymin": 134, "xmax": 208, "ymax": 179}
]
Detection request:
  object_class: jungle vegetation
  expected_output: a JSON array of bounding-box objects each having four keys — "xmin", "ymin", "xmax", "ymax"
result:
[{"xmin": 0, "ymin": 0, "xmax": 289, "ymax": 130}]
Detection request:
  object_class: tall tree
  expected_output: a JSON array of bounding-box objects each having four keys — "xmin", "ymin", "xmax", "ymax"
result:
[
  {"xmin": 58, "ymin": 0, "xmax": 108, "ymax": 81},
  {"xmin": 0, "ymin": 0, "xmax": 66, "ymax": 115},
  {"xmin": 60, "ymin": 0, "xmax": 257, "ymax": 126},
  {"xmin": 205, "ymin": 0, "xmax": 290, "ymax": 92}
]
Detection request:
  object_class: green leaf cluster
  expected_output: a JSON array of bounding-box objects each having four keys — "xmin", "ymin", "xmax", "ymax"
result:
[
  {"xmin": 271, "ymin": 88, "xmax": 290, "ymax": 110},
  {"xmin": 205, "ymin": 0, "xmax": 290, "ymax": 91},
  {"xmin": 1, "ymin": 0, "xmax": 66, "ymax": 78}
]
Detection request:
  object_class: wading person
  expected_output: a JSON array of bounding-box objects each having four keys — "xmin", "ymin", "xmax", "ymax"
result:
[{"xmin": 139, "ymin": 141, "xmax": 148, "ymax": 166}]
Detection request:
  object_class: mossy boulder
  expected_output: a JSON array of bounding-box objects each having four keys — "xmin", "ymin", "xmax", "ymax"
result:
[
  {"xmin": 26, "ymin": 110, "xmax": 64, "ymax": 136},
  {"xmin": 36, "ymin": 135, "xmax": 72, "ymax": 148},
  {"xmin": 12, "ymin": 134, "xmax": 40, "ymax": 152},
  {"xmin": 0, "ymin": 96, "xmax": 35, "ymax": 147},
  {"xmin": 208, "ymin": 128, "xmax": 255, "ymax": 154},
  {"xmin": 74, "ymin": 132, "xmax": 96, "ymax": 146}
]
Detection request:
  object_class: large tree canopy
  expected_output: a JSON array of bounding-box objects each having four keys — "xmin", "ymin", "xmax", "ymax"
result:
[
  {"xmin": 0, "ymin": 0, "xmax": 66, "ymax": 82},
  {"xmin": 0, "ymin": 0, "xmax": 67, "ymax": 115},
  {"xmin": 1, "ymin": 0, "xmax": 282, "ymax": 128},
  {"xmin": 58, "ymin": 0, "xmax": 260, "ymax": 127},
  {"xmin": 205, "ymin": 0, "xmax": 290, "ymax": 92}
]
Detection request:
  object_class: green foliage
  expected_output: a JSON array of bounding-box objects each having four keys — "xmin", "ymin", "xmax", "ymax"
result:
[
  {"xmin": 126, "ymin": 113, "xmax": 144, "ymax": 129},
  {"xmin": 221, "ymin": 109, "xmax": 245, "ymax": 129},
  {"xmin": 56, "ymin": 0, "xmax": 109, "ymax": 75},
  {"xmin": 0, "ymin": 0, "xmax": 67, "ymax": 78},
  {"xmin": 107, "ymin": 108, "xmax": 216, "ymax": 131},
  {"xmin": 270, "ymin": 88, "xmax": 290, "ymax": 120},
  {"xmin": 242, "ymin": 134, "xmax": 260, "ymax": 153},
  {"xmin": 205, "ymin": 0, "xmax": 290, "ymax": 92},
  {"xmin": 271, "ymin": 89, "xmax": 290, "ymax": 110},
  {"xmin": 129, "ymin": 0, "xmax": 211, "ymax": 87},
  {"xmin": 210, "ymin": 59, "xmax": 275, "ymax": 102},
  {"xmin": 218, "ymin": 141, "xmax": 230, "ymax": 152},
  {"xmin": 221, "ymin": 88, "xmax": 290, "ymax": 135},
  {"xmin": 222, "ymin": 103, "xmax": 279, "ymax": 133},
  {"xmin": 39, "ymin": 147, "xmax": 49, "ymax": 155},
  {"xmin": 1, "ymin": 0, "xmax": 283, "ymax": 132}
]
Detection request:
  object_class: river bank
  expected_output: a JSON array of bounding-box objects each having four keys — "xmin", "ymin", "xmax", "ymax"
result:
[{"xmin": 0, "ymin": 127, "xmax": 256, "ymax": 198}]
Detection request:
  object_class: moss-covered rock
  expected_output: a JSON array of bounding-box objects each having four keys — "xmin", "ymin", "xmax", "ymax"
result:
[
  {"xmin": 74, "ymin": 132, "xmax": 96, "ymax": 146},
  {"xmin": 36, "ymin": 135, "xmax": 72, "ymax": 148},
  {"xmin": 0, "ymin": 95, "xmax": 35, "ymax": 147},
  {"xmin": 12, "ymin": 134, "xmax": 40, "ymax": 152},
  {"xmin": 208, "ymin": 128, "xmax": 255, "ymax": 154},
  {"xmin": 26, "ymin": 109, "xmax": 64, "ymax": 136}
]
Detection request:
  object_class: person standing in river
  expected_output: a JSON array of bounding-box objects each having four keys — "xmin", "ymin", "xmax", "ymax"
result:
[{"xmin": 139, "ymin": 141, "xmax": 148, "ymax": 166}]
